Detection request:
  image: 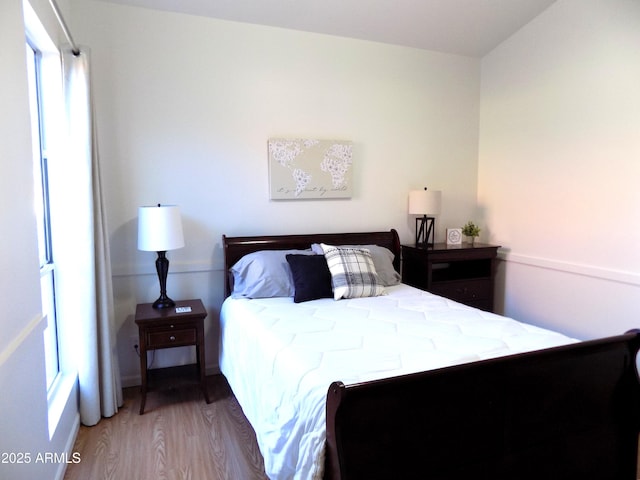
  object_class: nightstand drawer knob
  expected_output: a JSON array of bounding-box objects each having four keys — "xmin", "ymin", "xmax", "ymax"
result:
[
  {"xmin": 169, "ymin": 335, "xmax": 176, "ymax": 341},
  {"xmin": 170, "ymin": 324, "xmax": 175, "ymax": 329}
]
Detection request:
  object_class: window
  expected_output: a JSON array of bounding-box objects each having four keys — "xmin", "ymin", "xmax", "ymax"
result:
[
  {"xmin": 24, "ymin": 0, "xmax": 78, "ymax": 439},
  {"xmin": 26, "ymin": 43, "xmax": 60, "ymax": 391}
]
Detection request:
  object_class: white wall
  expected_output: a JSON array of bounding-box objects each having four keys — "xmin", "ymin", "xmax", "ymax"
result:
[
  {"xmin": 71, "ymin": 0, "xmax": 482, "ymax": 384},
  {"xmin": 479, "ymin": 0, "xmax": 640, "ymax": 339},
  {"xmin": 0, "ymin": 1, "xmax": 79, "ymax": 479}
]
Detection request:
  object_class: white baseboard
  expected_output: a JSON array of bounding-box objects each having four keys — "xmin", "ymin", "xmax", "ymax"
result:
[{"xmin": 54, "ymin": 412, "xmax": 80, "ymax": 480}]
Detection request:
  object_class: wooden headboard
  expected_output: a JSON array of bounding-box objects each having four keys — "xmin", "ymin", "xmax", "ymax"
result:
[{"xmin": 222, "ymin": 229, "xmax": 401, "ymax": 297}]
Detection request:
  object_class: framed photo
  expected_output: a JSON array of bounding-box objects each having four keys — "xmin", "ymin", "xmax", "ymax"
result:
[{"xmin": 446, "ymin": 228, "xmax": 462, "ymax": 245}]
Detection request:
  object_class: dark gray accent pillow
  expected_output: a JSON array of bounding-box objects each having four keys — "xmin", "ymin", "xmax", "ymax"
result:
[{"xmin": 286, "ymin": 254, "xmax": 334, "ymax": 303}]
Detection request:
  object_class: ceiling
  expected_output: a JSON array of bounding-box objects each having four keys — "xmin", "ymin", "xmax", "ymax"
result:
[{"xmin": 96, "ymin": 0, "xmax": 556, "ymax": 57}]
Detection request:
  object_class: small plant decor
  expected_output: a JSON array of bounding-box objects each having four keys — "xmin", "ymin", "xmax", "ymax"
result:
[{"xmin": 461, "ymin": 221, "xmax": 481, "ymax": 244}]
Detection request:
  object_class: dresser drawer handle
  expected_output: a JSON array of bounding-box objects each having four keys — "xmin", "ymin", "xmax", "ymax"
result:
[{"xmin": 169, "ymin": 335, "xmax": 176, "ymax": 341}]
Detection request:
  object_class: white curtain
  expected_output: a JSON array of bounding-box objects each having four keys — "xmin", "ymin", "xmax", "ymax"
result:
[{"xmin": 61, "ymin": 47, "xmax": 123, "ymax": 426}]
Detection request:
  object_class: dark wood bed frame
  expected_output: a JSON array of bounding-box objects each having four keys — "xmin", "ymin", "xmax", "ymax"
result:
[{"xmin": 223, "ymin": 229, "xmax": 640, "ymax": 480}]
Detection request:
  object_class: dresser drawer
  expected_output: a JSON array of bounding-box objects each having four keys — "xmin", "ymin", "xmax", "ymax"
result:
[
  {"xmin": 430, "ymin": 279, "xmax": 491, "ymax": 304},
  {"xmin": 147, "ymin": 327, "xmax": 197, "ymax": 348}
]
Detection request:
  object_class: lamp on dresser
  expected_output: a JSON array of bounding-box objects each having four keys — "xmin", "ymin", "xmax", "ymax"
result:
[
  {"xmin": 409, "ymin": 187, "xmax": 441, "ymax": 248},
  {"xmin": 137, "ymin": 204, "xmax": 185, "ymax": 309}
]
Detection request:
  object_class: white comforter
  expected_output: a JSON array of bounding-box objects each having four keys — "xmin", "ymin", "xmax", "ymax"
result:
[{"xmin": 219, "ymin": 284, "xmax": 576, "ymax": 480}]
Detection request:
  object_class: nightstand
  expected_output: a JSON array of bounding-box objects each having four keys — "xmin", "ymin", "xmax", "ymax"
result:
[
  {"xmin": 135, "ymin": 298, "xmax": 211, "ymax": 414},
  {"xmin": 401, "ymin": 243, "xmax": 501, "ymax": 312}
]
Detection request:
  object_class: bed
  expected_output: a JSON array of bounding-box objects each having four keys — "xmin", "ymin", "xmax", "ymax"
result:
[{"xmin": 219, "ymin": 229, "xmax": 640, "ymax": 480}]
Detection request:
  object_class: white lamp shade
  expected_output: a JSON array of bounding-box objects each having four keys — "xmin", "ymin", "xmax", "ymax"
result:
[
  {"xmin": 137, "ymin": 205, "xmax": 185, "ymax": 252},
  {"xmin": 408, "ymin": 189, "xmax": 441, "ymax": 215}
]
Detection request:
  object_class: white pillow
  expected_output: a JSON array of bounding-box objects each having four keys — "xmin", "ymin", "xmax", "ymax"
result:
[{"xmin": 320, "ymin": 244, "xmax": 385, "ymax": 300}]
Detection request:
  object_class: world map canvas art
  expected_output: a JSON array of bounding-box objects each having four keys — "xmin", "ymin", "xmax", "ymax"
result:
[{"xmin": 268, "ymin": 138, "xmax": 353, "ymax": 199}]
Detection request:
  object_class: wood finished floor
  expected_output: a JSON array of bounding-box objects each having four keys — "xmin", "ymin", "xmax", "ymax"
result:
[{"xmin": 63, "ymin": 375, "xmax": 268, "ymax": 480}]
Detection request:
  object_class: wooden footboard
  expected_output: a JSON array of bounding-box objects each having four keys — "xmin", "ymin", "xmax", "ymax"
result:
[{"xmin": 325, "ymin": 331, "xmax": 640, "ymax": 480}]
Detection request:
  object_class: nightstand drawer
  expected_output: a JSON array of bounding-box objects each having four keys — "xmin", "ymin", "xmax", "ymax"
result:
[
  {"xmin": 147, "ymin": 328, "xmax": 197, "ymax": 348},
  {"xmin": 430, "ymin": 279, "xmax": 491, "ymax": 303}
]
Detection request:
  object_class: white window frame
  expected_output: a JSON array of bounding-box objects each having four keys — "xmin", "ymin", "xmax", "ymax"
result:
[
  {"xmin": 26, "ymin": 42, "xmax": 60, "ymax": 391},
  {"xmin": 24, "ymin": 1, "xmax": 77, "ymax": 440}
]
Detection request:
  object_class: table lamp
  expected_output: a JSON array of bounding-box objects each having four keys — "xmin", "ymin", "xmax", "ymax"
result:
[
  {"xmin": 137, "ymin": 204, "xmax": 185, "ymax": 308},
  {"xmin": 408, "ymin": 188, "xmax": 441, "ymax": 248}
]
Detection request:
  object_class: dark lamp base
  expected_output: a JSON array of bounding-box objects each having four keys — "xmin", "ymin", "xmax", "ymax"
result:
[
  {"xmin": 152, "ymin": 251, "xmax": 175, "ymax": 309},
  {"xmin": 152, "ymin": 296, "xmax": 176, "ymax": 309}
]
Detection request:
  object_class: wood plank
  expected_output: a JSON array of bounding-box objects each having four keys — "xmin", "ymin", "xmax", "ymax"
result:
[{"xmin": 63, "ymin": 375, "xmax": 267, "ymax": 480}]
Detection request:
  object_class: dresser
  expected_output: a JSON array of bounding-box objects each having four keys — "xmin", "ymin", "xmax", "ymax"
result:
[{"xmin": 401, "ymin": 243, "xmax": 501, "ymax": 312}]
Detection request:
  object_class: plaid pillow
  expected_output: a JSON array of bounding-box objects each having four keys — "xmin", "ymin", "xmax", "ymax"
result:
[{"xmin": 320, "ymin": 244, "xmax": 385, "ymax": 300}]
